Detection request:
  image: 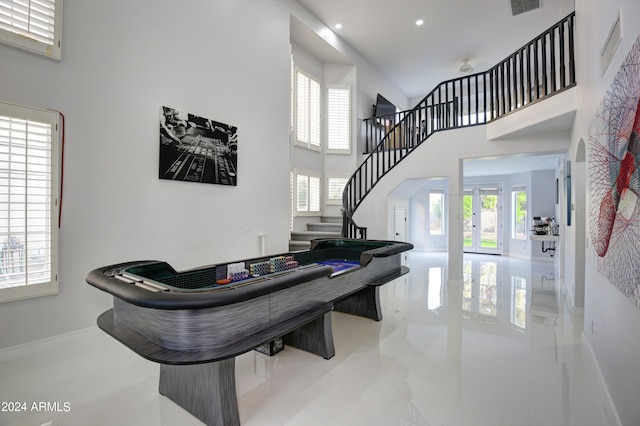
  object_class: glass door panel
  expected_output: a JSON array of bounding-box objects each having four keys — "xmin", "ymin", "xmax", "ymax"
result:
[
  {"xmin": 479, "ymin": 187, "xmax": 500, "ymax": 253},
  {"xmin": 463, "ymin": 185, "xmax": 502, "ymax": 254},
  {"xmin": 463, "ymin": 189, "xmax": 474, "ymax": 249}
]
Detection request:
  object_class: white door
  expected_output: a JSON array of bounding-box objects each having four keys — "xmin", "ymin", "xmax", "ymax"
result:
[{"xmin": 394, "ymin": 207, "xmax": 407, "ymax": 241}]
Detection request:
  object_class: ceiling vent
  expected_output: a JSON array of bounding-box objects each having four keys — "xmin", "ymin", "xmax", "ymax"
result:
[{"xmin": 509, "ymin": 0, "xmax": 541, "ymax": 16}]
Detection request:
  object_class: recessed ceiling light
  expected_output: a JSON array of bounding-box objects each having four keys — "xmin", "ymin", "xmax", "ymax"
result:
[
  {"xmin": 416, "ymin": 19, "xmax": 424, "ymax": 26},
  {"xmin": 334, "ymin": 23, "xmax": 342, "ymax": 29}
]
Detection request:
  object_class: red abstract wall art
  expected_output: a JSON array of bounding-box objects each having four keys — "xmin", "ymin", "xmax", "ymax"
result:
[{"xmin": 589, "ymin": 35, "xmax": 640, "ymax": 308}]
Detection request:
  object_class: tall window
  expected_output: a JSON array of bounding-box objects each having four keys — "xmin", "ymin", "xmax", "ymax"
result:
[
  {"xmin": 512, "ymin": 185, "xmax": 527, "ymax": 239},
  {"xmin": 326, "ymin": 176, "xmax": 347, "ymax": 205},
  {"xmin": 0, "ymin": 102, "xmax": 59, "ymax": 303},
  {"xmin": 327, "ymin": 86, "xmax": 350, "ymax": 153},
  {"xmin": 429, "ymin": 189, "xmax": 444, "ymax": 235},
  {"xmin": 295, "ymin": 69, "xmax": 320, "ymax": 150},
  {"xmin": 0, "ymin": 0, "xmax": 62, "ymax": 60},
  {"xmin": 294, "ymin": 170, "xmax": 320, "ymax": 215}
]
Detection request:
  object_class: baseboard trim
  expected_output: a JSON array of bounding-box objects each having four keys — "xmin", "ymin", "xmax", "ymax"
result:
[
  {"xmin": 581, "ymin": 333, "xmax": 621, "ymax": 426},
  {"xmin": 0, "ymin": 326, "xmax": 101, "ymax": 364}
]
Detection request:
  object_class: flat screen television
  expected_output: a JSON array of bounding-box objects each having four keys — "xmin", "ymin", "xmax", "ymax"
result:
[{"xmin": 373, "ymin": 94, "xmax": 396, "ymax": 118}]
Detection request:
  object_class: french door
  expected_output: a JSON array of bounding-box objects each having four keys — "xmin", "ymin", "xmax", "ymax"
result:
[{"xmin": 463, "ymin": 185, "xmax": 502, "ymax": 254}]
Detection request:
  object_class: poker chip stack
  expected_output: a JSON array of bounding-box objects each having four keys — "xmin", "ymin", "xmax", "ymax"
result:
[
  {"xmin": 269, "ymin": 256, "xmax": 288, "ymax": 273},
  {"xmin": 250, "ymin": 261, "xmax": 270, "ymax": 276},
  {"xmin": 230, "ymin": 269, "xmax": 249, "ymax": 282},
  {"xmin": 227, "ymin": 262, "xmax": 249, "ymax": 282},
  {"xmin": 285, "ymin": 255, "xmax": 299, "ymax": 270}
]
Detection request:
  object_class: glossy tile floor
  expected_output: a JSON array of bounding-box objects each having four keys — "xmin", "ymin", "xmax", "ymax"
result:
[{"xmin": 0, "ymin": 253, "xmax": 611, "ymax": 426}]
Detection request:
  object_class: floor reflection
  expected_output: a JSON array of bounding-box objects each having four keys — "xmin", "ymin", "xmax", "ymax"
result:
[
  {"xmin": 412, "ymin": 252, "xmax": 560, "ymax": 331},
  {"xmin": 382, "ymin": 251, "xmax": 607, "ymax": 426}
]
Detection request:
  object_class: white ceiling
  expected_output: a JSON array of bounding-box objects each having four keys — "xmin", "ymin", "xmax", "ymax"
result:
[
  {"xmin": 463, "ymin": 153, "xmax": 564, "ymax": 177},
  {"xmin": 295, "ymin": 0, "xmax": 575, "ymax": 100}
]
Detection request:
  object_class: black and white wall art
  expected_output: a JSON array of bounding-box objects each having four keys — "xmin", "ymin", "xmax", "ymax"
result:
[{"xmin": 159, "ymin": 106, "xmax": 237, "ymax": 186}]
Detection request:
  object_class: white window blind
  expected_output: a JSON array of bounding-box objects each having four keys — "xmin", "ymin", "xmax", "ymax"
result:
[
  {"xmin": 289, "ymin": 171, "xmax": 294, "ymax": 231},
  {"xmin": 296, "ymin": 174, "xmax": 308, "ymax": 212},
  {"xmin": 295, "ymin": 70, "xmax": 320, "ymax": 150},
  {"xmin": 0, "ymin": 102, "xmax": 58, "ymax": 302},
  {"xmin": 290, "ymin": 51, "xmax": 294, "ymax": 134},
  {"xmin": 294, "ymin": 170, "xmax": 320, "ymax": 215},
  {"xmin": 327, "ymin": 86, "xmax": 350, "ymax": 152},
  {"xmin": 327, "ymin": 177, "xmax": 347, "ymax": 204},
  {"xmin": 309, "ymin": 176, "xmax": 320, "ymax": 211},
  {"xmin": 0, "ymin": 0, "xmax": 61, "ymax": 59}
]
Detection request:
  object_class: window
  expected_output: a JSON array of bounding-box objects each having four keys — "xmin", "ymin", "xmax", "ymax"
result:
[
  {"xmin": 429, "ymin": 189, "xmax": 444, "ymax": 235},
  {"xmin": 289, "ymin": 171, "xmax": 294, "ymax": 231},
  {"xmin": 0, "ymin": 0, "xmax": 62, "ymax": 60},
  {"xmin": 295, "ymin": 69, "xmax": 321, "ymax": 150},
  {"xmin": 294, "ymin": 170, "xmax": 320, "ymax": 215},
  {"xmin": 0, "ymin": 101, "xmax": 59, "ymax": 303},
  {"xmin": 326, "ymin": 176, "xmax": 347, "ymax": 205},
  {"xmin": 327, "ymin": 86, "xmax": 350, "ymax": 153},
  {"xmin": 512, "ymin": 185, "xmax": 527, "ymax": 239}
]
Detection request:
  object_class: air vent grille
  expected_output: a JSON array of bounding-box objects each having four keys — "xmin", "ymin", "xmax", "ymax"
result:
[{"xmin": 510, "ymin": 0, "xmax": 541, "ymax": 16}]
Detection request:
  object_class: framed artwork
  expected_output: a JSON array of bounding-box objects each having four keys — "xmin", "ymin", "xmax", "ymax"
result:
[
  {"xmin": 159, "ymin": 106, "xmax": 237, "ymax": 186},
  {"xmin": 588, "ymin": 35, "xmax": 640, "ymax": 308}
]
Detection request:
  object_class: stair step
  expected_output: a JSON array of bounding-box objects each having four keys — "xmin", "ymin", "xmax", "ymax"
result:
[
  {"xmin": 321, "ymin": 216, "xmax": 342, "ymax": 224},
  {"xmin": 307, "ymin": 222, "xmax": 342, "ymax": 233},
  {"xmin": 290, "ymin": 230, "xmax": 341, "ymax": 242},
  {"xmin": 288, "ymin": 240, "xmax": 311, "ymax": 252}
]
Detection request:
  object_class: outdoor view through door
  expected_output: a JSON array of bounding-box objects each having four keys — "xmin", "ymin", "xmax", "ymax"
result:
[{"xmin": 463, "ymin": 186, "xmax": 501, "ymax": 254}]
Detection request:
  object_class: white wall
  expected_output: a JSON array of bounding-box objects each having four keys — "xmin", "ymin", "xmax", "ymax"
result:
[
  {"xmin": 572, "ymin": 1, "xmax": 640, "ymax": 424},
  {"xmin": 0, "ymin": 0, "xmax": 409, "ymax": 350},
  {"xmin": 0, "ymin": 0, "xmax": 291, "ymax": 349}
]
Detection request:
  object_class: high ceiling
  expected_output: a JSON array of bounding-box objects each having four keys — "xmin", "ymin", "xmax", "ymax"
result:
[{"xmin": 295, "ymin": 0, "xmax": 575, "ymax": 100}]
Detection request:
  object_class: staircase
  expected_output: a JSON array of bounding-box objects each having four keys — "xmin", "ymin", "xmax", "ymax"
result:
[
  {"xmin": 342, "ymin": 12, "xmax": 576, "ymax": 238},
  {"xmin": 289, "ymin": 217, "xmax": 342, "ymax": 251}
]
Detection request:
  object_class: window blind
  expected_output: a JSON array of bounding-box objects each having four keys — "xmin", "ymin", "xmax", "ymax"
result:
[
  {"xmin": 295, "ymin": 70, "xmax": 320, "ymax": 149},
  {"xmin": 327, "ymin": 87, "xmax": 350, "ymax": 151},
  {"xmin": 296, "ymin": 174, "xmax": 308, "ymax": 212},
  {"xmin": 0, "ymin": 114, "xmax": 52, "ymax": 289},
  {"xmin": 309, "ymin": 176, "xmax": 320, "ymax": 211},
  {"xmin": 327, "ymin": 177, "xmax": 347, "ymax": 202},
  {"xmin": 0, "ymin": 0, "xmax": 56, "ymax": 44}
]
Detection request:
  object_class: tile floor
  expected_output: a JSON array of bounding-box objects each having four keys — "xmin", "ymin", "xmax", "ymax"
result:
[{"xmin": 0, "ymin": 252, "xmax": 611, "ymax": 426}]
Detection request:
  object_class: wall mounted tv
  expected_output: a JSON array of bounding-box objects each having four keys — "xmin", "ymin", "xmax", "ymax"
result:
[{"xmin": 373, "ymin": 94, "xmax": 396, "ymax": 118}]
